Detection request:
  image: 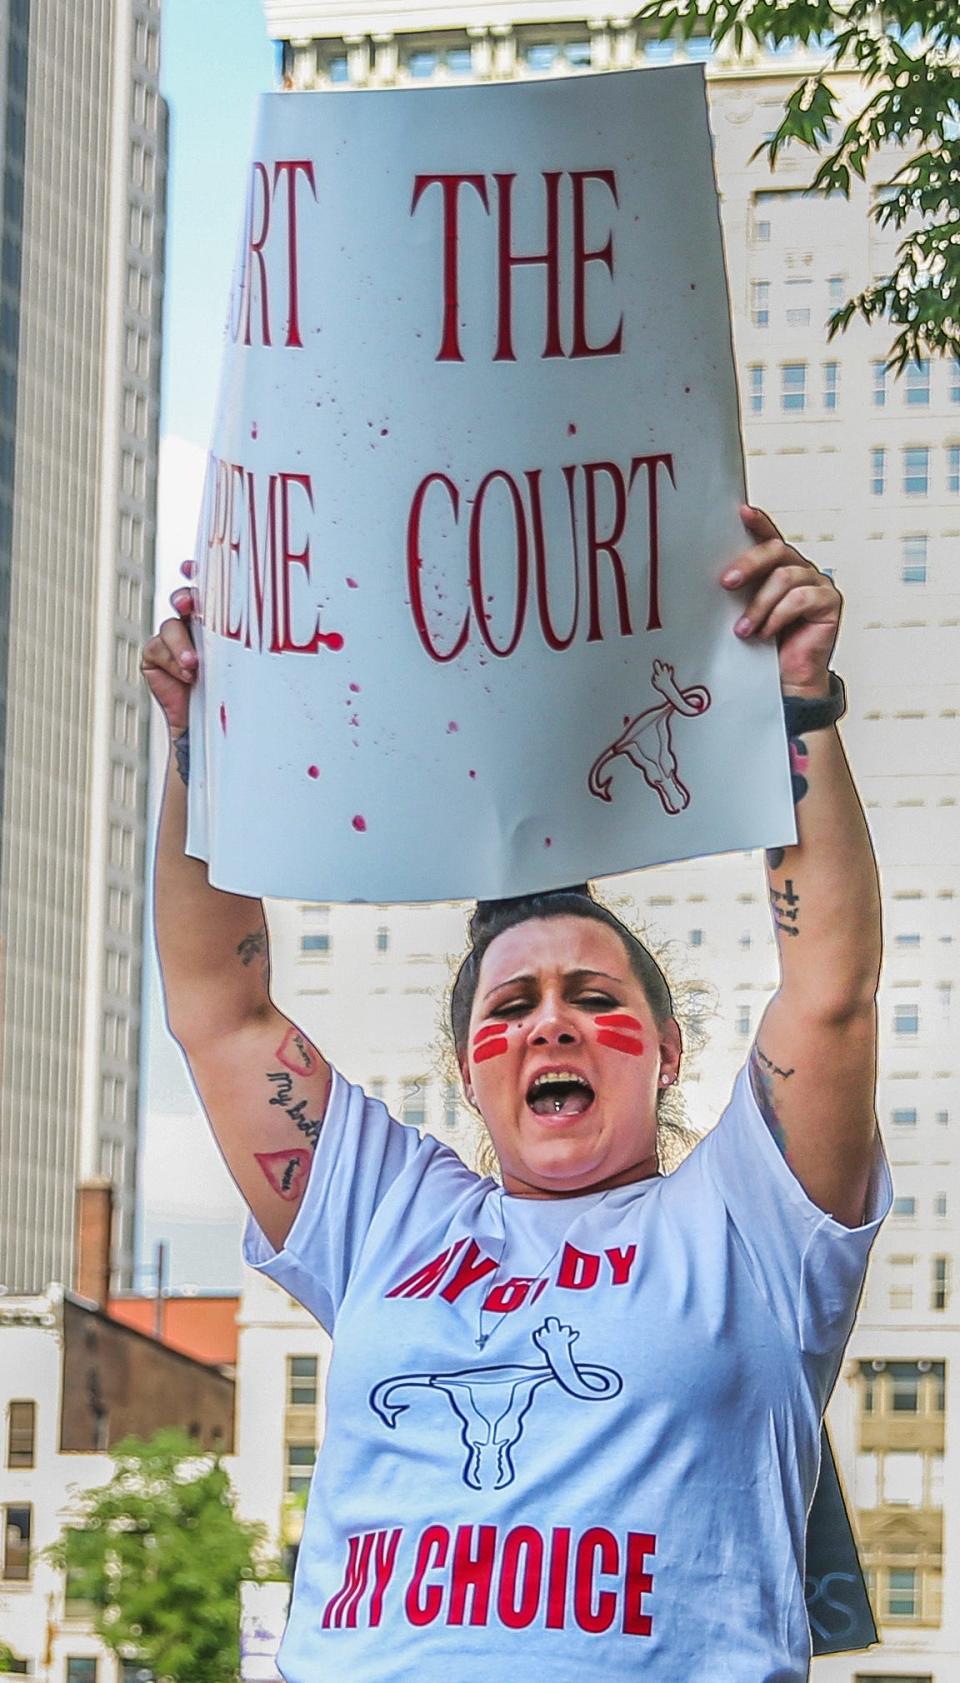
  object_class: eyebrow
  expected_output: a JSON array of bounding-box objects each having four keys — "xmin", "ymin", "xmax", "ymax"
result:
[{"xmin": 481, "ymin": 968, "xmax": 624, "ymax": 1003}]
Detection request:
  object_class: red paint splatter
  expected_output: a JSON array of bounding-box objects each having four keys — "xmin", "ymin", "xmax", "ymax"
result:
[
  {"xmin": 349, "ymin": 714, "xmax": 360, "ymax": 726},
  {"xmin": 544, "ymin": 837, "xmax": 552, "ymax": 847},
  {"xmin": 468, "ymin": 769, "xmax": 477, "ymax": 779},
  {"xmin": 684, "ymin": 385, "xmax": 691, "ymax": 394},
  {"xmin": 219, "ymin": 703, "xmax": 227, "ymax": 733},
  {"xmin": 349, "ymin": 682, "xmax": 361, "ymax": 693},
  {"xmin": 346, "ymin": 577, "xmax": 359, "ymax": 589},
  {"xmin": 567, "ymin": 422, "xmax": 577, "ymax": 435},
  {"xmin": 352, "ymin": 814, "xmax": 367, "ymax": 832},
  {"xmin": 319, "ymin": 631, "xmax": 344, "ymax": 652},
  {"xmin": 447, "ymin": 720, "xmax": 459, "ymax": 733},
  {"xmin": 380, "ymin": 427, "xmax": 389, "ymax": 436},
  {"xmin": 307, "ymin": 765, "xmax": 320, "ymax": 779},
  {"xmin": 690, "ymin": 283, "xmax": 697, "ymax": 290},
  {"xmin": 250, "ymin": 422, "xmax": 258, "ymax": 439}
]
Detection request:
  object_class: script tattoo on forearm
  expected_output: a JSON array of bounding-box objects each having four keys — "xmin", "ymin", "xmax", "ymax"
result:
[
  {"xmin": 173, "ymin": 730, "xmax": 190, "ymax": 787},
  {"xmin": 749, "ymin": 1043, "xmax": 794, "ymax": 1161},
  {"xmin": 769, "ymin": 877, "xmax": 801, "ymax": 940},
  {"xmin": 766, "ymin": 735, "xmax": 810, "ymax": 869}
]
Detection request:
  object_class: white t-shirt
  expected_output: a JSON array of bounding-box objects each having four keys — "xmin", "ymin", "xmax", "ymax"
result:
[{"xmin": 244, "ymin": 1064, "xmax": 891, "ymax": 1683}]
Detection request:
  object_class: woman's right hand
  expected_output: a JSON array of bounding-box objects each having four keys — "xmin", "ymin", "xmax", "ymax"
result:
[{"xmin": 140, "ymin": 565, "xmax": 198, "ymax": 737}]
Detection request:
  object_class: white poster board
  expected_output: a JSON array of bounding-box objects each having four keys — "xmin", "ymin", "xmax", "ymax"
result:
[{"xmin": 186, "ymin": 68, "xmax": 795, "ymax": 903}]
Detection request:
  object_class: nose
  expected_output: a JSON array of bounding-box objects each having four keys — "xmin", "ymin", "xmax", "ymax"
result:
[{"xmin": 526, "ymin": 992, "xmax": 581, "ymax": 1048}]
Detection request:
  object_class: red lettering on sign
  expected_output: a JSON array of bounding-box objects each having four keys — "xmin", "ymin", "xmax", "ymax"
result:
[
  {"xmin": 498, "ymin": 1526, "xmax": 545, "ymax": 1629},
  {"xmin": 410, "ymin": 174, "xmax": 491, "ymax": 362},
  {"xmin": 494, "ymin": 172, "xmax": 563, "ymax": 361}
]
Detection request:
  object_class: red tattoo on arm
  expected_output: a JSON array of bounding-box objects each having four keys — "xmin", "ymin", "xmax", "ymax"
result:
[
  {"xmin": 472, "ymin": 1021, "xmax": 510, "ymax": 1063},
  {"xmin": 255, "ymin": 1148, "xmax": 313, "ymax": 1201},
  {"xmin": 594, "ymin": 1012, "xmax": 645, "ymax": 1056},
  {"xmin": 275, "ymin": 1025, "xmax": 319, "ymax": 1077}
]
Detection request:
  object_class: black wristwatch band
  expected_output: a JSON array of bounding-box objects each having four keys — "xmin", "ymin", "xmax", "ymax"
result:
[{"xmin": 782, "ymin": 671, "xmax": 846, "ymax": 737}]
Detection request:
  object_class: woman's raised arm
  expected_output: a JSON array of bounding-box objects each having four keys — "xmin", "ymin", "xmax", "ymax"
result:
[
  {"xmin": 144, "ymin": 592, "xmax": 331, "ymax": 1251},
  {"xmin": 723, "ymin": 508, "xmax": 882, "ymax": 1228}
]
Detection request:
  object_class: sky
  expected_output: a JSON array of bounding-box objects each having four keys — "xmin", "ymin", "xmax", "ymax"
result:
[{"xmin": 137, "ymin": 0, "xmax": 277, "ymax": 1292}]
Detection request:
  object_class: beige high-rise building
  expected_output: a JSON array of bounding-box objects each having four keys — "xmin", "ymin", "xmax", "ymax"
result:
[
  {"xmin": 231, "ymin": 8, "xmax": 957, "ymax": 1678},
  {"xmin": 0, "ymin": 0, "xmax": 167, "ymax": 1292}
]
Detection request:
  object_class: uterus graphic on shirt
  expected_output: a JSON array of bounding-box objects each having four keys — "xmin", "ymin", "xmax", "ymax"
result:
[{"xmin": 369, "ymin": 1317, "xmax": 623, "ymax": 1492}]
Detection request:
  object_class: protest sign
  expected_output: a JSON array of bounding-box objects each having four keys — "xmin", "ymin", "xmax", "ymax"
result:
[{"xmin": 186, "ymin": 67, "xmax": 796, "ymax": 903}]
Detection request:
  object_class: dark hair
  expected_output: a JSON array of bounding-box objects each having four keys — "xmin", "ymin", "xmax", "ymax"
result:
[{"xmin": 450, "ymin": 883, "xmax": 674, "ymax": 1059}]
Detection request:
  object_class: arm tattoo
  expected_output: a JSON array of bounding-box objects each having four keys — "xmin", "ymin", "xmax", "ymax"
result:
[
  {"xmin": 255, "ymin": 1148, "xmax": 312, "ymax": 1201},
  {"xmin": 749, "ymin": 1043, "xmax": 794, "ymax": 1161},
  {"xmin": 237, "ymin": 928, "xmax": 269, "ymax": 987},
  {"xmin": 267, "ymin": 1069, "xmax": 324, "ymax": 1149},
  {"xmin": 769, "ymin": 877, "xmax": 801, "ymax": 940},
  {"xmin": 766, "ymin": 736, "xmax": 810, "ymax": 869},
  {"xmin": 173, "ymin": 730, "xmax": 190, "ymax": 787}
]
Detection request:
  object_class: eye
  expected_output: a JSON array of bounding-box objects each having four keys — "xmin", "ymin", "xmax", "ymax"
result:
[
  {"xmin": 580, "ymin": 993, "xmax": 617, "ymax": 1010},
  {"xmin": 488, "ymin": 1000, "xmax": 529, "ymax": 1019}
]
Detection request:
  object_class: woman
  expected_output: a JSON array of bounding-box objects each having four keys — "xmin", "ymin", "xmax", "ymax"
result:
[{"xmin": 144, "ymin": 506, "xmax": 890, "ymax": 1681}]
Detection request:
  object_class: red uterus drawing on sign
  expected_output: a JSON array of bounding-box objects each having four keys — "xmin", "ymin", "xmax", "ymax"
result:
[{"xmin": 588, "ymin": 660, "xmax": 711, "ymax": 813}]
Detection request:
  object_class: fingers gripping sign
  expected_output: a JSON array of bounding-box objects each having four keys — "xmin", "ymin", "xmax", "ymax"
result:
[{"xmin": 722, "ymin": 506, "xmax": 841, "ymax": 695}]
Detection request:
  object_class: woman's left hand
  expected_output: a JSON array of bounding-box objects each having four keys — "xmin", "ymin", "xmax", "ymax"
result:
[{"xmin": 721, "ymin": 505, "xmax": 841, "ymax": 696}]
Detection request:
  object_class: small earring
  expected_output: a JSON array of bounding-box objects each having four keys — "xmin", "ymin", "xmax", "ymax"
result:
[{"xmin": 660, "ymin": 1074, "xmax": 672, "ymax": 1087}]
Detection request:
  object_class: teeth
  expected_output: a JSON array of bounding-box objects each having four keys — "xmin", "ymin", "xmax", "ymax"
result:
[{"xmin": 530, "ymin": 1070, "xmax": 589, "ymax": 1093}]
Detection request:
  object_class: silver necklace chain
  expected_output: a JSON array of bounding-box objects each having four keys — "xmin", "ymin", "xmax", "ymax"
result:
[{"xmin": 475, "ymin": 1191, "xmax": 610, "ymax": 1350}]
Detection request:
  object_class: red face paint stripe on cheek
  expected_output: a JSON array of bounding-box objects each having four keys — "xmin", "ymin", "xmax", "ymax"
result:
[
  {"xmin": 473, "ymin": 1039, "xmax": 509, "ymax": 1063},
  {"xmin": 594, "ymin": 1013, "xmax": 645, "ymax": 1032},
  {"xmin": 474, "ymin": 1022, "xmax": 510, "ymax": 1044},
  {"xmin": 596, "ymin": 1030, "xmax": 645, "ymax": 1057}
]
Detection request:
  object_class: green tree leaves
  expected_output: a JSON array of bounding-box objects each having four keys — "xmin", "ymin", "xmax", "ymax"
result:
[
  {"xmin": 48, "ymin": 1431, "xmax": 267, "ymax": 1683},
  {"xmin": 635, "ymin": 0, "xmax": 960, "ymax": 368}
]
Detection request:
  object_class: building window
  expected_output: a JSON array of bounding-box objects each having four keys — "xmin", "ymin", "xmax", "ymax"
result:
[
  {"xmin": 407, "ymin": 49, "xmax": 437, "ymax": 77},
  {"xmin": 822, "ymin": 361, "xmax": 839, "ymax": 409},
  {"xmin": 935, "ymin": 1109, "xmax": 949, "ymax": 1126},
  {"xmin": 891, "ymin": 1107, "xmax": 917, "ymax": 1127},
  {"xmin": 951, "ymin": 359, "xmax": 960, "ymax": 403},
  {"xmin": 827, "ymin": 274, "xmax": 845, "ymax": 307},
  {"xmin": 905, "ymin": 359, "xmax": 930, "ymax": 405},
  {"xmin": 901, "ymin": 535, "xmax": 927, "ymax": 584},
  {"xmin": 894, "ymin": 930, "xmax": 921, "ymax": 945},
  {"xmin": 750, "ymin": 280, "xmax": 770, "ymax": 327},
  {"xmin": 887, "ymin": 1257, "xmax": 914, "ymax": 1311},
  {"xmin": 892, "ymin": 1195, "xmax": 916, "ymax": 1217},
  {"xmin": 328, "ymin": 56, "xmax": 349, "ymax": 83},
  {"xmin": 931, "ymin": 1256, "xmax": 951, "ymax": 1309},
  {"xmin": 781, "ymin": 363, "xmax": 807, "ymax": 411},
  {"xmin": 443, "ymin": 1082, "xmax": 461, "ymax": 1129},
  {"xmin": 6, "ymin": 1401, "xmax": 35, "ymax": 1468},
  {"xmin": 872, "ymin": 359, "xmax": 887, "ymax": 407},
  {"xmin": 735, "ymin": 1005, "xmax": 751, "ymax": 1036},
  {"xmin": 872, "ymin": 441, "xmax": 888, "ymax": 490},
  {"xmin": 285, "ymin": 1442, "xmax": 316, "ymax": 1497},
  {"xmin": 287, "ymin": 1355, "xmax": 318, "ymax": 1407},
  {"xmin": 890, "ymin": 1365, "xmax": 921, "ymax": 1412},
  {"xmin": 903, "ymin": 446, "xmax": 930, "ymax": 494},
  {"xmin": 300, "ymin": 933, "xmax": 330, "ymax": 954},
  {"xmin": 886, "ymin": 1567, "xmax": 918, "ymax": 1618},
  {"xmin": 120, "ymin": 1666, "xmax": 155, "ymax": 1683},
  {"xmin": 524, "ymin": 42, "xmax": 557, "ymax": 70},
  {"xmin": 784, "ymin": 277, "xmax": 812, "ymax": 325},
  {"xmin": 753, "ymin": 215, "xmax": 771, "ymax": 242},
  {"xmin": 749, "ymin": 364, "xmax": 764, "ymax": 414},
  {"xmin": 375, "ymin": 925, "xmax": 390, "ymax": 953},
  {"xmin": 401, "ymin": 1080, "xmax": 427, "ymax": 1129},
  {"xmin": 894, "ymin": 1003, "xmax": 919, "ymax": 1035},
  {"xmin": 447, "ymin": 46, "xmax": 474, "ymax": 73},
  {"xmin": 689, "ymin": 928, "xmax": 704, "ymax": 947},
  {"xmin": 368, "ymin": 1078, "xmax": 385, "ymax": 1101},
  {"xmin": 66, "ymin": 1661, "xmax": 98, "ymax": 1683},
  {"xmin": 2, "ymin": 1504, "xmax": 31, "ymax": 1580},
  {"xmin": 947, "ymin": 444, "xmax": 960, "ymax": 493}
]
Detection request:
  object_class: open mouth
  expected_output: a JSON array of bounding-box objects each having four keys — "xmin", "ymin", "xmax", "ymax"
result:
[{"xmin": 526, "ymin": 1070, "xmax": 596, "ymax": 1118}]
